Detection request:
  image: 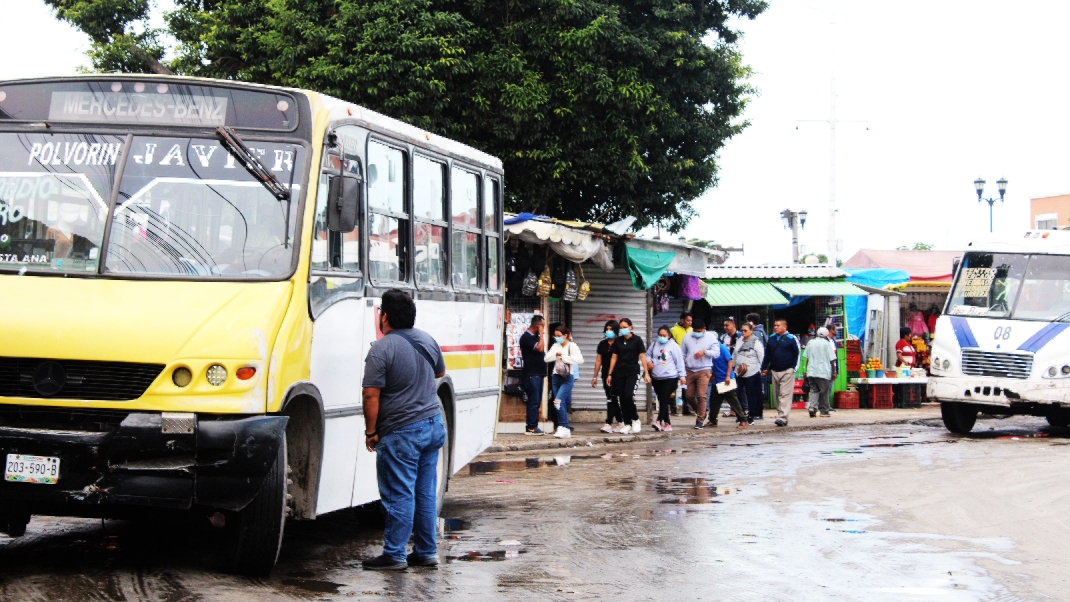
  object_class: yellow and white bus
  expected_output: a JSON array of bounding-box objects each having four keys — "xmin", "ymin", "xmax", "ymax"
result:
[{"xmin": 0, "ymin": 75, "xmax": 503, "ymax": 574}]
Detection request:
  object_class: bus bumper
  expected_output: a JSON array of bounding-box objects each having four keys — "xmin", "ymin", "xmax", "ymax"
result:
[
  {"xmin": 928, "ymin": 376, "xmax": 1070, "ymax": 407},
  {"xmin": 0, "ymin": 411, "xmax": 287, "ymax": 515}
]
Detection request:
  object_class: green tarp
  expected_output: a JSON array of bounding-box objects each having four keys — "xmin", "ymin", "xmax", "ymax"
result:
[
  {"xmin": 703, "ymin": 281, "xmax": 790, "ymax": 306},
  {"xmin": 624, "ymin": 245, "xmax": 675, "ymax": 290},
  {"xmin": 771, "ymin": 280, "xmax": 868, "ymax": 297}
]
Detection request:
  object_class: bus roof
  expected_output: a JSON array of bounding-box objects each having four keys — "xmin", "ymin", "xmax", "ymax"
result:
[
  {"xmin": 967, "ymin": 230, "xmax": 1070, "ymax": 254},
  {"xmin": 315, "ymin": 92, "xmax": 503, "ymax": 172}
]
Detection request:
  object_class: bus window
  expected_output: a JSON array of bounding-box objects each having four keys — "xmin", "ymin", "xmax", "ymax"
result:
[
  {"xmin": 484, "ymin": 176, "xmax": 501, "ymax": 291},
  {"xmin": 368, "ymin": 141, "xmax": 407, "ymax": 283},
  {"xmin": 451, "ymin": 167, "xmax": 480, "ymax": 289},
  {"xmin": 413, "ymin": 155, "xmax": 447, "ymax": 288},
  {"xmin": 312, "ymin": 130, "xmax": 362, "ymax": 272},
  {"xmin": 947, "ymin": 252, "xmax": 1026, "ymax": 318}
]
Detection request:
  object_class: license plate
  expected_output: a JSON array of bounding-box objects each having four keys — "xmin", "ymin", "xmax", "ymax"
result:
[{"xmin": 4, "ymin": 454, "xmax": 60, "ymax": 484}]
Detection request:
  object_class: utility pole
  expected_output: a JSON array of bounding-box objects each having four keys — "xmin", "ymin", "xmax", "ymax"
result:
[
  {"xmin": 797, "ymin": 22, "xmax": 867, "ymax": 266},
  {"xmin": 781, "ymin": 209, "xmax": 807, "ymax": 263}
]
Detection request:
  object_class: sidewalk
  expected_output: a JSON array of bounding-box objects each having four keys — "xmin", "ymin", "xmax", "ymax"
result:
[{"xmin": 484, "ymin": 405, "xmax": 942, "ymax": 454}]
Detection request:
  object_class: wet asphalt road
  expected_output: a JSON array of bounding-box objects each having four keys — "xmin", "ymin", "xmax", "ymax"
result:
[{"xmin": 0, "ymin": 416, "xmax": 1067, "ymax": 601}]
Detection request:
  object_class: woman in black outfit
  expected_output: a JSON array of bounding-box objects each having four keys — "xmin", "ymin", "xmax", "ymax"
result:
[
  {"xmin": 592, "ymin": 320, "xmax": 626, "ymax": 433},
  {"xmin": 606, "ymin": 317, "xmax": 650, "ymax": 434}
]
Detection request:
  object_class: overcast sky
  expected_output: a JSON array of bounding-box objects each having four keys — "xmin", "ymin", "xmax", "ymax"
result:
[{"xmin": 4, "ymin": 0, "xmax": 1068, "ymax": 266}]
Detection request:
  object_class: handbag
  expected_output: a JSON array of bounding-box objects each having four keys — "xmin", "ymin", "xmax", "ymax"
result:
[
  {"xmin": 536, "ymin": 264, "xmax": 552, "ymax": 297},
  {"xmin": 562, "ymin": 264, "xmax": 579, "ymax": 302},
  {"xmin": 802, "ymin": 379, "xmax": 811, "ymax": 395},
  {"xmin": 521, "ymin": 269, "xmax": 538, "ymax": 296},
  {"xmin": 554, "ymin": 358, "xmax": 571, "ymax": 377}
]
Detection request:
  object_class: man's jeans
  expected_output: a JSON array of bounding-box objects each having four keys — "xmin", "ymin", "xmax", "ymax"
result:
[
  {"xmin": 521, "ymin": 375, "xmax": 545, "ymax": 430},
  {"xmin": 551, "ymin": 373, "xmax": 575, "ymax": 428},
  {"xmin": 376, "ymin": 415, "xmax": 447, "ymax": 562}
]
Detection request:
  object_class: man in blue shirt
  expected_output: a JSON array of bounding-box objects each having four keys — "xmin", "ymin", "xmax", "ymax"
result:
[
  {"xmin": 761, "ymin": 318, "xmax": 800, "ymax": 427},
  {"xmin": 518, "ymin": 315, "xmax": 547, "ymax": 435},
  {"xmin": 707, "ymin": 340, "xmax": 749, "ymax": 429}
]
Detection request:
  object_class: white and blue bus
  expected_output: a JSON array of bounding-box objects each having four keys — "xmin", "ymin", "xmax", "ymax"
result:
[{"xmin": 929, "ymin": 230, "xmax": 1070, "ymax": 433}]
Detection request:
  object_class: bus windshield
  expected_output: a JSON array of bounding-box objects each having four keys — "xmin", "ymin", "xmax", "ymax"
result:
[
  {"xmin": 0, "ymin": 132, "xmax": 304, "ymax": 278},
  {"xmin": 948, "ymin": 252, "xmax": 1070, "ymax": 321}
]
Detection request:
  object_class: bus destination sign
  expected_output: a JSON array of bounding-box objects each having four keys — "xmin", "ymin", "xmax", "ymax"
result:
[{"xmin": 48, "ymin": 91, "xmax": 229, "ymax": 127}]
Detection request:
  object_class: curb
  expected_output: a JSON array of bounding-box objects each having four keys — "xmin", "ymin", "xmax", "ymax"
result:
[{"xmin": 481, "ymin": 415, "xmax": 935, "ymax": 455}]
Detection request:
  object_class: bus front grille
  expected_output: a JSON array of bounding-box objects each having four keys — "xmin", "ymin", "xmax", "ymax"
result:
[
  {"xmin": 960, "ymin": 349, "xmax": 1033, "ymax": 379},
  {"xmin": 0, "ymin": 357, "xmax": 165, "ymax": 401}
]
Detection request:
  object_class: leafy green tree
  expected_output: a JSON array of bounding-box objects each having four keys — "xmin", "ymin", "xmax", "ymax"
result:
[
  {"xmin": 46, "ymin": 0, "xmax": 765, "ymax": 232},
  {"xmin": 896, "ymin": 243, "xmax": 935, "ymax": 251},
  {"xmin": 43, "ymin": 0, "xmax": 171, "ymax": 74}
]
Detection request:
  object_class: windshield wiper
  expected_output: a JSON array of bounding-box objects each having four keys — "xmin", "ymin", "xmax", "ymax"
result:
[{"xmin": 215, "ymin": 126, "xmax": 291, "ymax": 201}]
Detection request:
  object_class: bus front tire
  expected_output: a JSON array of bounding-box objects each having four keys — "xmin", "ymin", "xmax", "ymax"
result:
[
  {"xmin": 941, "ymin": 403, "xmax": 978, "ymax": 434},
  {"xmin": 229, "ymin": 435, "xmax": 287, "ymax": 577}
]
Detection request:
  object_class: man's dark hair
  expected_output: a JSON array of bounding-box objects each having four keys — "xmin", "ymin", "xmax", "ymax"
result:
[
  {"xmin": 692, "ymin": 318, "xmax": 706, "ymax": 330},
  {"xmin": 679, "ymin": 311, "xmax": 692, "ymax": 321},
  {"xmin": 774, "ymin": 318, "xmax": 788, "ymax": 327},
  {"xmin": 724, "ymin": 316, "xmax": 736, "ymax": 326},
  {"xmin": 530, "ymin": 315, "xmax": 545, "ymax": 327},
  {"xmin": 381, "ymin": 289, "xmax": 417, "ymax": 329},
  {"xmin": 746, "ymin": 312, "xmax": 761, "ymax": 324},
  {"xmin": 901, "ymin": 326, "xmax": 912, "ymax": 339}
]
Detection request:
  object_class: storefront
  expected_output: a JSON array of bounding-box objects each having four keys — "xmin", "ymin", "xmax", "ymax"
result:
[{"xmin": 499, "ymin": 214, "xmax": 712, "ymax": 428}]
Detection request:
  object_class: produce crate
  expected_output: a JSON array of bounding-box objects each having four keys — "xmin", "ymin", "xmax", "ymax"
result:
[
  {"xmin": 846, "ymin": 351, "xmax": 862, "ymax": 371},
  {"xmin": 846, "ymin": 340, "xmax": 862, "ymax": 354},
  {"xmin": 895, "ymin": 383, "xmax": 926, "ymax": 408},
  {"xmin": 867, "ymin": 384, "xmax": 894, "ymax": 409},
  {"xmin": 834, "ymin": 390, "xmax": 859, "ymax": 409}
]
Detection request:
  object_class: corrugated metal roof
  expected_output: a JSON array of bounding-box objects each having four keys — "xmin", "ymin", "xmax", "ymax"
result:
[
  {"xmin": 705, "ymin": 264, "xmax": 849, "ymax": 279},
  {"xmin": 704, "ymin": 281, "xmax": 789, "ymax": 306},
  {"xmin": 772, "ymin": 280, "xmax": 868, "ymax": 297}
]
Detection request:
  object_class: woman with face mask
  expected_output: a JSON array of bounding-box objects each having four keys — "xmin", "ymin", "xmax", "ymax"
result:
[
  {"xmin": 646, "ymin": 325, "xmax": 686, "ymax": 432},
  {"xmin": 607, "ymin": 317, "xmax": 649, "ymax": 434},
  {"xmin": 592, "ymin": 320, "xmax": 627, "ymax": 433},
  {"xmin": 544, "ymin": 325, "xmax": 583, "ymax": 439}
]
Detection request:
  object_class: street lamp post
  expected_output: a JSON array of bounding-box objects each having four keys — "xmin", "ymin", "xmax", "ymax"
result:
[
  {"xmin": 974, "ymin": 177, "xmax": 1008, "ymax": 233},
  {"xmin": 780, "ymin": 209, "xmax": 808, "ymax": 263}
]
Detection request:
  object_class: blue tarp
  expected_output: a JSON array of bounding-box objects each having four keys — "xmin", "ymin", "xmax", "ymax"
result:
[
  {"xmin": 504, "ymin": 212, "xmax": 552, "ymax": 225},
  {"xmin": 844, "ymin": 268, "xmax": 910, "ymax": 346}
]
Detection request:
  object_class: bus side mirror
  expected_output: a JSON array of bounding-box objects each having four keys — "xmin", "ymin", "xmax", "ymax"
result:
[
  {"xmin": 328, "ymin": 174, "xmax": 361, "ymax": 233},
  {"xmin": 952, "ymin": 257, "xmax": 961, "ymax": 277}
]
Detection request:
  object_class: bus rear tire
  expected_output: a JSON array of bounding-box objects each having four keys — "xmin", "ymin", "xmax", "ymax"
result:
[
  {"xmin": 230, "ymin": 435, "xmax": 287, "ymax": 576},
  {"xmin": 941, "ymin": 402, "xmax": 978, "ymax": 434},
  {"xmin": 436, "ymin": 400, "xmax": 451, "ymax": 517}
]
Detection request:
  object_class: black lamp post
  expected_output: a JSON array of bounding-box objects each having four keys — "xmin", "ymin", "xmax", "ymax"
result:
[{"xmin": 974, "ymin": 176, "xmax": 1008, "ymax": 233}]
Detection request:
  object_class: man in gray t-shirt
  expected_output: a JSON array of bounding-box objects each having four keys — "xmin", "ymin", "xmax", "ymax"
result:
[{"xmin": 361, "ymin": 289, "xmax": 448, "ymax": 571}]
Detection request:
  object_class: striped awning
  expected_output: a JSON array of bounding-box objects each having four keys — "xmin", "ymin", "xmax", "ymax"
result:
[
  {"xmin": 704, "ymin": 281, "xmax": 789, "ymax": 306},
  {"xmin": 771, "ymin": 280, "xmax": 868, "ymax": 297}
]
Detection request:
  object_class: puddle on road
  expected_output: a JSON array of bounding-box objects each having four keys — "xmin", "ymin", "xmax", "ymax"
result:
[
  {"xmin": 447, "ymin": 550, "xmax": 524, "ymax": 562},
  {"xmin": 280, "ymin": 579, "xmax": 343, "ymax": 594},
  {"xmin": 649, "ymin": 476, "xmax": 736, "ymax": 504},
  {"xmin": 442, "ymin": 518, "xmax": 470, "ymax": 532}
]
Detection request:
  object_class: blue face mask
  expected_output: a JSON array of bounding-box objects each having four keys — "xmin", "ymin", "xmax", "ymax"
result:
[
  {"xmin": 619, "ymin": 327, "xmax": 630, "ymax": 337},
  {"xmin": 555, "ymin": 336, "xmax": 565, "ymax": 345},
  {"xmin": 692, "ymin": 331, "xmax": 705, "ymax": 338},
  {"xmin": 657, "ymin": 336, "xmax": 669, "ymax": 345},
  {"xmin": 605, "ymin": 331, "xmax": 616, "ymax": 339}
]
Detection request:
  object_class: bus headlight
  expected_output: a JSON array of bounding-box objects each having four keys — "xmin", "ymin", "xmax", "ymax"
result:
[
  {"xmin": 1042, "ymin": 365, "xmax": 1070, "ymax": 379},
  {"xmin": 1062, "ymin": 365, "xmax": 1070, "ymax": 376},
  {"xmin": 942, "ymin": 359, "xmax": 950, "ymax": 370},
  {"xmin": 206, "ymin": 364, "xmax": 227, "ymax": 386}
]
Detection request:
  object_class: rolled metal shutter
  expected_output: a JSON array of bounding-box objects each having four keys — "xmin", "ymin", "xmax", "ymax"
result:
[{"xmin": 570, "ymin": 264, "xmax": 651, "ymax": 410}]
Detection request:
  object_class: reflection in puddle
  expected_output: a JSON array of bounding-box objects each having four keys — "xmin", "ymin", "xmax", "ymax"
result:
[
  {"xmin": 442, "ymin": 518, "xmax": 470, "ymax": 532},
  {"xmin": 469, "ymin": 457, "xmax": 572, "ymax": 474},
  {"xmin": 281, "ymin": 579, "xmax": 343, "ymax": 594},
  {"xmin": 649, "ymin": 477, "xmax": 736, "ymax": 504},
  {"xmin": 447, "ymin": 550, "xmax": 524, "ymax": 562}
]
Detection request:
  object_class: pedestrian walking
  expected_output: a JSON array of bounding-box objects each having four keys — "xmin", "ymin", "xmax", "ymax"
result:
[
  {"xmin": 761, "ymin": 319, "xmax": 801, "ymax": 427},
  {"xmin": 733, "ymin": 322, "xmax": 765, "ymax": 422},
  {"xmin": 592, "ymin": 320, "xmax": 628, "ymax": 433},
  {"xmin": 646, "ymin": 325, "xmax": 686, "ymax": 432},
  {"xmin": 681, "ymin": 318, "xmax": 721, "ymax": 429},
  {"xmin": 746, "ymin": 313, "xmax": 768, "ymax": 347},
  {"xmin": 606, "ymin": 317, "xmax": 649, "ymax": 434},
  {"xmin": 707, "ymin": 339, "xmax": 748, "ymax": 429},
  {"xmin": 361, "ymin": 289, "xmax": 448, "ymax": 571},
  {"xmin": 805, "ymin": 327, "xmax": 837, "ymax": 418},
  {"xmin": 670, "ymin": 311, "xmax": 693, "ymax": 345},
  {"xmin": 544, "ymin": 325, "xmax": 583, "ymax": 439},
  {"xmin": 721, "ymin": 317, "xmax": 740, "ymax": 349},
  {"xmin": 518, "ymin": 315, "xmax": 547, "ymax": 435}
]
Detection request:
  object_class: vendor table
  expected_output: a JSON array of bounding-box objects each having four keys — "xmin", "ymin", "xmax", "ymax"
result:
[{"xmin": 849, "ymin": 378, "xmax": 928, "ymax": 409}]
